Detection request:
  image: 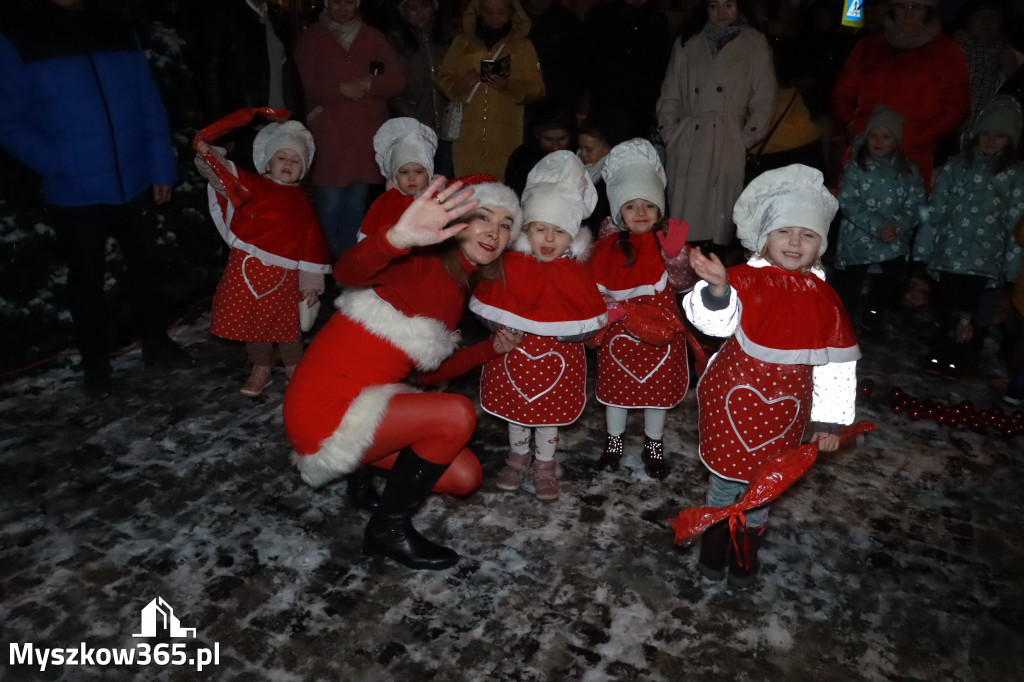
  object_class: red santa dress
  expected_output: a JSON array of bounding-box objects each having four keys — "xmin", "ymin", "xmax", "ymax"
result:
[
  {"xmin": 283, "ymin": 231, "xmax": 496, "ymax": 487},
  {"xmin": 470, "ymin": 251, "xmax": 607, "ymax": 426},
  {"xmin": 587, "ymin": 231, "xmax": 689, "ymax": 409},
  {"xmin": 356, "ymin": 187, "xmax": 415, "ymax": 243},
  {"xmin": 683, "ymin": 260, "xmax": 860, "ymax": 483},
  {"xmin": 207, "ymin": 167, "xmax": 331, "ymax": 343}
]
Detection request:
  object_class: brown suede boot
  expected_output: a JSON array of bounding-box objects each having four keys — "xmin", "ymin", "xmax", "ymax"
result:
[
  {"xmin": 696, "ymin": 521, "xmax": 731, "ymax": 581},
  {"xmin": 239, "ymin": 365, "xmax": 272, "ymax": 397}
]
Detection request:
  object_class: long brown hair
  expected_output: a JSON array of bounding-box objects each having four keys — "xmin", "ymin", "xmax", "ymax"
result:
[{"xmin": 616, "ymin": 212, "xmax": 667, "ymax": 269}]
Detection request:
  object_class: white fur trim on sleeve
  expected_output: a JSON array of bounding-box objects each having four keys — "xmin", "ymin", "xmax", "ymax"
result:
[
  {"xmin": 810, "ymin": 360, "xmax": 858, "ymax": 425},
  {"xmin": 682, "ymin": 280, "xmax": 740, "ymax": 337},
  {"xmin": 335, "ymin": 288, "xmax": 462, "ymax": 371},
  {"xmin": 291, "ymin": 383, "xmax": 414, "ymax": 487}
]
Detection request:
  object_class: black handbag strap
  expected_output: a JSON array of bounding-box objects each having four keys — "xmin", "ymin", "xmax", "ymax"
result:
[{"xmin": 751, "ymin": 89, "xmax": 799, "ymax": 156}]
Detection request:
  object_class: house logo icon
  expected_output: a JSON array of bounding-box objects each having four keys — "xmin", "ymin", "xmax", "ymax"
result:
[{"xmin": 133, "ymin": 597, "xmax": 197, "ymax": 638}]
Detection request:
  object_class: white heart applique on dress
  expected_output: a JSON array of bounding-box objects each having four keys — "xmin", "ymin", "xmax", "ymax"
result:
[
  {"xmin": 725, "ymin": 385, "xmax": 800, "ymax": 452},
  {"xmin": 608, "ymin": 333, "xmax": 670, "ymax": 384},
  {"xmin": 504, "ymin": 347, "xmax": 566, "ymax": 403},
  {"xmin": 241, "ymin": 254, "xmax": 288, "ymax": 299}
]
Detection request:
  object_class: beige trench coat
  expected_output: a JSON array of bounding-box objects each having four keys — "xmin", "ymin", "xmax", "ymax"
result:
[{"xmin": 656, "ymin": 28, "xmax": 776, "ymax": 245}]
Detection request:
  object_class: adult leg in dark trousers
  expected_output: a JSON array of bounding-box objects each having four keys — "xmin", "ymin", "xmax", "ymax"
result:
[{"xmin": 50, "ymin": 192, "xmax": 188, "ymax": 391}]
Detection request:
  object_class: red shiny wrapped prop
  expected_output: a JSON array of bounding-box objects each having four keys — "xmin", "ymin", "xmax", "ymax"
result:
[
  {"xmin": 192, "ymin": 107, "xmax": 290, "ymax": 207},
  {"xmin": 622, "ymin": 301, "xmax": 685, "ymax": 346},
  {"xmin": 669, "ymin": 420, "xmax": 877, "ymax": 547}
]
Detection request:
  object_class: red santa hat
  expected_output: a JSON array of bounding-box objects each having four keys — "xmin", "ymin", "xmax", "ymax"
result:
[
  {"xmin": 516, "ymin": 150, "xmax": 597, "ymax": 260},
  {"xmin": 448, "ymin": 174, "xmax": 524, "ymax": 240}
]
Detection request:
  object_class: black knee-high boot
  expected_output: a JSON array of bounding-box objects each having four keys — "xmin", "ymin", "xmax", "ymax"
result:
[
  {"xmin": 347, "ymin": 465, "xmax": 381, "ymax": 511},
  {"xmin": 728, "ymin": 525, "xmax": 767, "ymax": 589},
  {"xmin": 362, "ymin": 448, "xmax": 459, "ymax": 570},
  {"xmin": 697, "ymin": 521, "xmax": 731, "ymax": 580}
]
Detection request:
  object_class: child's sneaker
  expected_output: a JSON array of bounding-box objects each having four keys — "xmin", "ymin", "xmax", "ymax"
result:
[
  {"xmin": 240, "ymin": 365, "xmax": 273, "ymax": 397},
  {"xmin": 496, "ymin": 452, "xmax": 532, "ymax": 491},
  {"xmin": 532, "ymin": 459, "xmax": 559, "ymax": 501}
]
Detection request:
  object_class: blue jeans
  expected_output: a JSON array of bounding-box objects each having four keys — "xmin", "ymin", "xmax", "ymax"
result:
[
  {"xmin": 706, "ymin": 473, "xmax": 770, "ymax": 528},
  {"xmin": 316, "ymin": 183, "xmax": 369, "ymax": 254}
]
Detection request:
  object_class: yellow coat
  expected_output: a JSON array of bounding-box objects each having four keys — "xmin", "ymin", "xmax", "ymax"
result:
[{"xmin": 435, "ymin": 0, "xmax": 545, "ymax": 181}]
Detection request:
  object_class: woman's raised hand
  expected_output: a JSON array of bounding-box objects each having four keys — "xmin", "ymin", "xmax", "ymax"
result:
[{"xmin": 386, "ymin": 176, "xmax": 480, "ymax": 251}]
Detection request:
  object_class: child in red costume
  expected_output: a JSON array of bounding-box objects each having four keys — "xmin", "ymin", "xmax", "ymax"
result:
[
  {"xmin": 284, "ymin": 176, "xmax": 525, "ymax": 570},
  {"xmin": 587, "ymin": 138, "xmax": 694, "ymax": 480},
  {"xmin": 356, "ymin": 117, "xmax": 438, "ymax": 243},
  {"xmin": 470, "ymin": 151, "xmax": 608, "ymax": 501},
  {"xmin": 195, "ymin": 120, "xmax": 331, "ymax": 397},
  {"xmin": 682, "ymin": 164, "xmax": 860, "ymax": 588}
]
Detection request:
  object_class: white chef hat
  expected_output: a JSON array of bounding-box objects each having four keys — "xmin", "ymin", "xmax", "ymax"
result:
[
  {"xmin": 733, "ymin": 164, "xmax": 838, "ymax": 257},
  {"xmin": 515, "ymin": 150, "xmax": 597, "ymax": 258},
  {"xmin": 252, "ymin": 120, "xmax": 315, "ymax": 178},
  {"xmin": 601, "ymin": 138, "xmax": 666, "ymax": 227},
  {"xmin": 373, "ymin": 117, "xmax": 438, "ymax": 189}
]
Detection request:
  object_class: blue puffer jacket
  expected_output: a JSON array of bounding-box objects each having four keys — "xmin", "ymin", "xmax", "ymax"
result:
[{"xmin": 0, "ymin": 4, "xmax": 177, "ymax": 207}]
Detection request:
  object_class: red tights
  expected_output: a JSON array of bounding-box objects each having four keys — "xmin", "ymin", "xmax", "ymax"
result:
[{"xmin": 361, "ymin": 392, "xmax": 482, "ymax": 495}]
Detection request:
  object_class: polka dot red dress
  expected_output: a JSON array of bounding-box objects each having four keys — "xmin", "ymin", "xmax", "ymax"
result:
[
  {"xmin": 690, "ymin": 262, "xmax": 860, "ymax": 483},
  {"xmin": 471, "ymin": 251, "xmax": 607, "ymax": 427},
  {"xmin": 588, "ymin": 231, "xmax": 689, "ymax": 409},
  {"xmin": 205, "ymin": 168, "xmax": 331, "ymax": 343}
]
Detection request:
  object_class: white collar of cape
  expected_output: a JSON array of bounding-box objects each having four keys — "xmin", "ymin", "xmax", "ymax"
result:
[
  {"xmin": 467, "ymin": 230, "xmax": 609, "ymax": 337},
  {"xmin": 594, "ymin": 230, "xmax": 669, "ymax": 301},
  {"xmin": 334, "ymin": 287, "xmax": 462, "ymax": 372},
  {"xmin": 732, "ymin": 256, "xmax": 860, "ymax": 365}
]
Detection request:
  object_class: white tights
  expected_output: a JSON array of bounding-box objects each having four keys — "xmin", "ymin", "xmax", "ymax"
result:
[
  {"xmin": 605, "ymin": 406, "xmax": 666, "ymax": 440},
  {"xmin": 508, "ymin": 423, "xmax": 559, "ymax": 461}
]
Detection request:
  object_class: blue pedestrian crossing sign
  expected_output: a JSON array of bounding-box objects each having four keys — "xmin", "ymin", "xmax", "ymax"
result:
[{"xmin": 843, "ymin": 0, "xmax": 863, "ymax": 27}]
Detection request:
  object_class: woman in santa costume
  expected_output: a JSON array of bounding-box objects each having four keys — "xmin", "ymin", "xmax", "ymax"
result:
[
  {"xmin": 587, "ymin": 138, "xmax": 695, "ymax": 480},
  {"xmin": 682, "ymin": 164, "xmax": 860, "ymax": 588},
  {"xmin": 470, "ymin": 151, "xmax": 608, "ymax": 501},
  {"xmin": 283, "ymin": 175, "xmax": 524, "ymax": 570},
  {"xmin": 195, "ymin": 119, "xmax": 332, "ymax": 397}
]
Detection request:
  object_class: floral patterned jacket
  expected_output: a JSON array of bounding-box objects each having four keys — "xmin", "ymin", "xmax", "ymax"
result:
[
  {"xmin": 836, "ymin": 150, "xmax": 925, "ymax": 269},
  {"xmin": 914, "ymin": 152, "xmax": 1024, "ymax": 286}
]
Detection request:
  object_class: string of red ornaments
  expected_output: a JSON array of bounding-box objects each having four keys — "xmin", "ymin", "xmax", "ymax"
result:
[{"xmin": 857, "ymin": 379, "xmax": 1024, "ymax": 438}]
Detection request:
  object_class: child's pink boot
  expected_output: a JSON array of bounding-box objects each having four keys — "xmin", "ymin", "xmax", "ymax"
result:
[
  {"xmin": 239, "ymin": 365, "xmax": 272, "ymax": 397},
  {"xmin": 496, "ymin": 452, "xmax": 532, "ymax": 491},
  {"xmin": 532, "ymin": 459, "xmax": 559, "ymax": 501}
]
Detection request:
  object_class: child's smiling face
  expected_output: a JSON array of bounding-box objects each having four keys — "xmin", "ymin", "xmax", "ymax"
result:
[
  {"xmin": 866, "ymin": 126, "xmax": 897, "ymax": 159},
  {"xmin": 619, "ymin": 199, "xmax": 660, "ymax": 234},
  {"xmin": 265, "ymin": 148, "xmax": 303, "ymax": 184},
  {"xmin": 526, "ymin": 221, "xmax": 572, "ymax": 262},
  {"xmin": 977, "ymin": 131, "xmax": 1011, "ymax": 156},
  {"xmin": 764, "ymin": 227, "xmax": 821, "ymax": 271},
  {"xmin": 396, "ymin": 162, "xmax": 429, "ymax": 197}
]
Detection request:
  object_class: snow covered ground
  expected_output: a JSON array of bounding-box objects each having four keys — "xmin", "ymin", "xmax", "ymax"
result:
[{"xmin": 1, "ymin": 303, "xmax": 1022, "ymax": 682}]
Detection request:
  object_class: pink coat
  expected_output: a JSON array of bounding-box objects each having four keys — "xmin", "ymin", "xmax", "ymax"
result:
[{"xmin": 295, "ymin": 23, "xmax": 405, "ymax": 187}]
